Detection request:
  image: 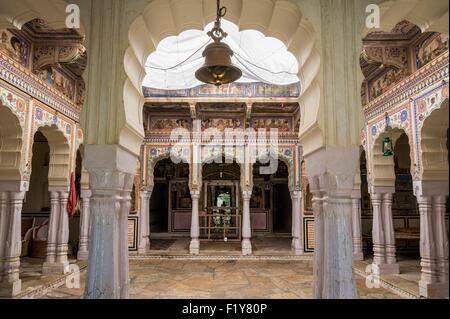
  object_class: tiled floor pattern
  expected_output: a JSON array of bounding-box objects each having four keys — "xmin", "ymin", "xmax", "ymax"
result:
[{"xmin": 16, "ymin": 258, "xmax": 399, "ymax": 299}]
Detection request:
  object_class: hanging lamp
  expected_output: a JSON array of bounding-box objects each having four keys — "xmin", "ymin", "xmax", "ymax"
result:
[{"xmin": 195, "ymin": 0, "xmax": 242, "ymax": 86}]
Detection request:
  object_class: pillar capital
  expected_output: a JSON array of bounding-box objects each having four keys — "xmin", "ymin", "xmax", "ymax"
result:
[{"xmin": 413, "ymin": 180, "xmax": 449, "ymax": 198}]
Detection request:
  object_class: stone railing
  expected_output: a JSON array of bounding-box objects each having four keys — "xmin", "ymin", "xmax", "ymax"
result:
[
  {"xmin": 363, "ymin": 52, "xmax": 449, "ymax": 121},
  {"xmin": 0, "ymin": 50, "xmax": 81, "ymax": 122}
]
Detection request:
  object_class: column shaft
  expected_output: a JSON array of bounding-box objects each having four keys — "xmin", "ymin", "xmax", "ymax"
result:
[
  {"xmin": 241, "ymin": 191, "xmax": 252, "ymax": 255},
  {"xmin": 0, "ymin": 191, "xmax": 25, "ymax": 297},
  {"xmin": 77, "ymin": 190, "xmax": 91, "ymax": 260},
  {"xmin": 291, "ymin": 191, "xmax": 303, "ymax": 255},
  {"xmin": 351, "ymin": 198, "xmax": 364, "ymax": 261},
  {"xmin": 371, "ymin": 193, "xmax": 385, "ymax": 266},
  {"xmin": 138, "ymin": 190, "xmax": 151, "ymax": 254},
  {"xmin": 189, "ymin": 190, "xmax": 200, "ymax": 255}
]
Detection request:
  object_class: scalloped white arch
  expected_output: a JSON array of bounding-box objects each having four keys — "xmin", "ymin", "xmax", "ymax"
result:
[{"xmin": 125, "ymin": 0, "xmax": 322, "ymax": 155}]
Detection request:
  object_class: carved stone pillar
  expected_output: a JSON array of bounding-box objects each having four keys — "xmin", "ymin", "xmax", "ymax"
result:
[
  {"xmin": 309, "ymin": 178, "xmax": 324, "ymax": 299},
  {"xmin": 241, "ymin": 190, "xmax": 252, "ymax": 256},
  {"xmin": 305, "ymin": 147, "xmax": 359, "ymax": 299},
  {"xmin": 43, "ymin": 187, "xmax": 70, "ymax": 274},
  {"xmin": 119, "ymin": 175, "xmax": 133, "ymax": 299},
  {"xmin": 370, "ymin": 188, "xmax": 399, "ymax": 275},
  {"xmin": 418, "ymin": 195, "xmax": 441, "ymax": 297},
  {"xmin": 433, "ymin": 196, "xmax": 449, "ymax": 285},
  {"xmin": 414, "ymin": 181, "xmax": 449, "ymax": 298},
  {"xmin": 77, "ymin": 189, "xmax": 92, "ymax": 261},
  {"xmin": 290, "ymin": 190, "xmax": 303, "ymax": 255},
  {"xmin": 84, "ymin": 145, "xmax": 137, "ymax": 299},
  {"xmin": 0, "ymin": 181, "xmax": 27, "ymax": 297},
  {"xmin": 56, "ymin": 191, "xmax": 69, "ymax": 265},
  {"xmin": 138, "ymin": 188, "xmax": 152, "ymax": 255},
  {"xmin": 382, "ymin": 193, "xmax": 397, "ymax": 265},
  {"xmin": 189, "ymin": 190, "xmax": 200, "ymax": 255},
  {"xmin": 351, "ymin": 194, "xmax": 364, "ymax": 261}
]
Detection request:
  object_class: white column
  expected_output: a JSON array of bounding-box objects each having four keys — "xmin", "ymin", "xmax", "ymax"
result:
[
  {"xmin": 433, "ymin": 196, "xmax": 449, "ymax": 285},
  {"xmin": 351, "ymin": 196, "xmax": 364, "ymax": 261},
  {"xmin": 189, "ymin": 190, "xmax": 200, "ymax": 255},
  {"xmin": 43, "ymin": 187, "xmax": 70, "ymax": 274},
  {"xmin": 119, "ymin": 175, "xmax": 133, "ymax": 299},
  {"xmin": 43, "ymin": 190, "xmax": 60, "ymax": 273},
  {"xmin": 382, "ymin": 193, "xmax": 397, "ymax": 266},
  {"xmin": 241, "ymin": 190, "xmax": 252, "ymax": 255},
  {"xmin": 311, "ymin": 184, "xmax": 324, "ymax": 299},
  {"xmin": 291, "ymin": 190, "xmax": 303, "ymax": 255},
  {"xmin": 0, "ymin": 189, "xmax": 26, "ymax": 297},
  {"xmin": 371, "ymin": 193, "xmax": 385, "ymax": 266},
  {"xmin": 84, "ymin": 145, "xmax": 137, "ymax": 299},
  {"xmin": 56, "ymin": 191, "xmax": 70, "ymax": 268},
  {"xmin": 417, "ymin": 195, "xmax": 446, "ymax": 298},
  {"xmin": 77, "ymin": 189, "xmax": 91, "ymax": 261},
  {"xmin": 138, "ymin": 188, "xmax": 152, "ymax": 254},
  {"xmin": 305, "ymin": 147, "xmax": 359, "ymax": 299},
  {"xmin": 371, "ymin": 190, "xmax": 399, "ymax": 275},
  {"xmin": 413, "ymin": 181, "xmax": 449, "ymax": 298}
]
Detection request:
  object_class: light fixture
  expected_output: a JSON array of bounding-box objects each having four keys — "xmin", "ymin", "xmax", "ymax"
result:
[{"xmin": 195, "ymin": 0, "xmax": 242, "ymax": 86}]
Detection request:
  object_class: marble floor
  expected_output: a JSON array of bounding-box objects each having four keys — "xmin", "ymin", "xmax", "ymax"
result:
[
  {"xmin": 13, "ymin": 258, "xmax": 400, "ymax": 299},
  {"xmin": 136, "ymin": 236, "xmax": 295, "ymax": 256}
]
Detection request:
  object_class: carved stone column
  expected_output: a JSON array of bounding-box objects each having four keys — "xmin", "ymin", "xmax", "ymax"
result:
[
  {"xmin": 309, "ymin": 177, "xmax": 324, "ymax": 299},
  {"xmin": 0, "ymin": 181, "xmax": 27, "ymax": 297},
  {"xmin": 189, "ymin": 190, "xmax": 200, "ymax": 255},
  {"xmin": 56, "ymin": 191, "xmax": 69, "ymax": 266},
  {"xmin": 77, "ymin": 189, "xmax": 92, "ymax": 261},
  {"xmin": 351, "ymin": 192, "xmax": 364, "ymax": 261},
  {"xmin": 305, "ymin": 147, "xmax": 359, "ymax": 299},
  {"xmin": 119, "ymin": 175, "xmax": 134, "ymax": 299},
  {"xmin": 382, "ymin": 193, "xmax": 397, "ymax": 266},
  {"xmin": 84, "ymin": 145, "xmax": 137, "ymax": 299},
  {"xmin": 138, "ymin": 188, "xmax": 152, "ymax": 254},
  {"xmin": 290, "ymin": 190, "xmax": 303, "ymax": 255},
  {"xmin": 370, "ymin": 187, "xmax": 399, "ymax": 275},
  {"xmin": 433, "ymin": 196, "xmax": 449, "ymax": 285},
  {"xmin": 43, "ymin": 187, "xmax": 70, "ymax": 274},
  {"xmin": 241, "ymin": 190, "xmax": 252, "ymax": 256},
  {"xmin": 414, "ymin": 181, "xmax": 449, "ymax": 298}
]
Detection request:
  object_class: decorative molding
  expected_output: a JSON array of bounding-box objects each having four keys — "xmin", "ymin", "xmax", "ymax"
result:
[
  {"xmin": 363, "ymin": 52, "xmax": 448, "ymax": 120},
  {"xmin": 0, "ymin": 51, "xmax": 81, "ymax": 122}
]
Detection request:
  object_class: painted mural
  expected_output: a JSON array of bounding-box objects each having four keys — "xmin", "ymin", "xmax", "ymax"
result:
[
  {"xmin": 202, "ymin": 118, "xmax": 243, "ymax": 131},
  {"xmin": 143, "ymin": 81, "xmax": 301, "ymax": 98},
  {"xmin": 416, "ymin": 34, "xmax": 449, "ymax": 69},
  {"xmin": 369, "ymin": 67, "xmax": 406, "ymax": 100},
  {"xmin": 0, "ymin": 30, "xmax": 30, "ymax": 67},
  {"xmin": 37, "ymin": 66, "xmax": 76, "ymax": 100},
  {"xmin": 252, "ymin": 118, "xmax": 291, "ymax": 132},
  {"xmin": 0, "ymin": 84, "xmax": 27, "ymax": 124}
]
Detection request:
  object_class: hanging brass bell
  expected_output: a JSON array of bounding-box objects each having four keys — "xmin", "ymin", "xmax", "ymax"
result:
[{"xmin": 195, "ymin": 42, "xmax": 242, "ymax": 87}]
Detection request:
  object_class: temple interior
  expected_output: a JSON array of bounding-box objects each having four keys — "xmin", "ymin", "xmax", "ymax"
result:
[{"xmin": 0, "ymin": 0, "xmax": 448, "ymax": 300}]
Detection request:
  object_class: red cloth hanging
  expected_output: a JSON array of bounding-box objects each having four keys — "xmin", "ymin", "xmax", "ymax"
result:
[{"xmin": 67, "ymin": 172, "xmax": 77, "ymax": 218}]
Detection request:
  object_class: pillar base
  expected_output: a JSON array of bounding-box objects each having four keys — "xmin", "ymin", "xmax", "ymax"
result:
[
  {"xmin": 242, "ymin": 239, "xmax": 252, "ymax": 256},
  {"xmin": 419, "ymin": 280, "xmax": 449, "ymax": 299},
  {"xmin": 42, "ymin": 261, "xmax": 69, "ymax": 275},
  {"xmin": 77, "ymin": 250, "xmax": 89, "ymax": 261},
  {"xmin": 372, "ymin": 263, "xmax": 400, "ymax": 275},
  {"xmin": 353, "ymin": 252, "xmax": 364, "ymax": 261},
  {"xmin": 291, "ymin": 238, "xmax": 303, "ymax": 255},
  {"xmin": 0, "ymin": 279, "xmax": 21, "ymax": 297},
  {"xmin": 189, "ymin": 239, "xmax": 200, "ymax": 255}
]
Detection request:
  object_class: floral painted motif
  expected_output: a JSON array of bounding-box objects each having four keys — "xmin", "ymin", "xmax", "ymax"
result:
[
  {"xmin": 0, "ymin": 86, "xmax": 26, "ymax": 124},
  {"xmin": 416, "ymin": 84, "xmax": 449, "ymax": 129},
  {"xmin": 33, "ymin": 103, "xmax": 73, "ymax": 139}
]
